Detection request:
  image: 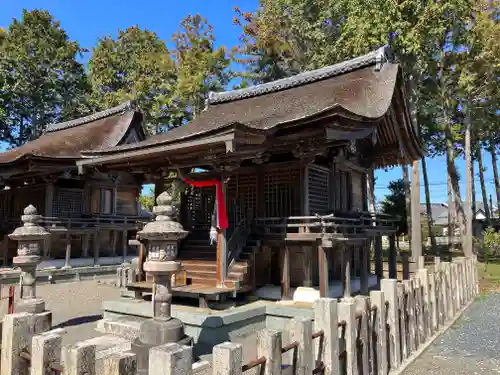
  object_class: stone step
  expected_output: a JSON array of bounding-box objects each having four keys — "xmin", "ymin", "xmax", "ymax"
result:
[
  {"xmin": 96, "ymin": 317, "xmax": 142, "ymax": 340},
  {"xmin": 181, "ymin": 261, "xmax": 248, "ymax": 273},
  {"xmin": 184, "ymin": 269, "xmax": 246, "ymax": 281},
  {"xmin": 189, "ymin": 276, "xmax": 239, "ymax": 289}
]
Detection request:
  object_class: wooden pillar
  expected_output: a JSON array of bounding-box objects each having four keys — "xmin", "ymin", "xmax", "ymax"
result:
[
  {"xmin": 216, "ymin": 180, "xmax": 228, "ymax": 287},
  {"xmin": 63, "ymin": 231, "xmax": 72, "ymax": 269},
  {"xmin": 374, "ymin": 235, "xmax": 383, "ymax": 279},
  {"xmin": 341, "ymin": 244, "xmax": 351, "ymax": 298},
  {"xmin": 110, "ymin": 230, "xmax": 117, "ymax": 257},
  {"xmin": 93, "ymin": 230, "xmax": 100, "ymax": 266},
  {"xmin": 318, "ymin": 244, "xmax": 329, "ymax": 297},
  {"xmin": 388, "ymin": 235, "xmax": 397, "ymax": 279},
  {"xmin": 303, "ymin": 246, "xmax": 313, "ymax": 287},
  {"xmin": 82, "ymin": 233, "xmax": 90, "ymax": 258},
  {"xmin": 360, "ymin": 242, "xmax": 369, "ymax": 294},
  {"xmin": 281, "ymin": 246, "xmax": 291, "ymax": 300},
  {"xmin": 122, "ymin": 230, "xmax": 128, "ymax": 263}
]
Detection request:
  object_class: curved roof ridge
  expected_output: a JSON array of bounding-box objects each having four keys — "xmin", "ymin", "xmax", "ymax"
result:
[
  {"xmin": 208, "ymin": 45, "xmax": 391, "ymax": 105},
  {"xmin": 45, "ymin": 100, "xmax": 136, "ymax": 133}
]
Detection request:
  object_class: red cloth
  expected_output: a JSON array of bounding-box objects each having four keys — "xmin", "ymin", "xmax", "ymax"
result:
[{"xmin": 182, "ymin": 177, "xmax": 229, "ymax": 230}]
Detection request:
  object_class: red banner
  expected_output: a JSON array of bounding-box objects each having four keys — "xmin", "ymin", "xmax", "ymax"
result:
[{"xmin": 182, "ymin": 177, "xmax": 229, "ymax": 230}]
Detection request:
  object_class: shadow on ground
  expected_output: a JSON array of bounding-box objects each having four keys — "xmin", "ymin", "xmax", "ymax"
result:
[{"xmin": 53, "ymin": 314, "xmax": 102, "ymax": 329}]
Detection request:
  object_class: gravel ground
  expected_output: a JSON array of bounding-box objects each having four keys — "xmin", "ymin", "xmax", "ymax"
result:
[
  {"xmin": 0, "ymin": 280, "xmax": 121, "ymax": 346},
  {"xmin": 402, "ymin": 293, "xmax": 500, "ymax": 375}
]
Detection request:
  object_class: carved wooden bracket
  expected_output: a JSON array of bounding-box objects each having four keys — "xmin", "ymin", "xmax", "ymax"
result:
[{"xmin": 252, "ymin": 152, "xmax": 270, "ymax": 165}]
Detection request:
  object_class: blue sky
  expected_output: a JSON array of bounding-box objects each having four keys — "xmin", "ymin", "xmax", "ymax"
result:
[{"xmin": 1, "ymin": 1, "xmax": 498, "ymax": 206}]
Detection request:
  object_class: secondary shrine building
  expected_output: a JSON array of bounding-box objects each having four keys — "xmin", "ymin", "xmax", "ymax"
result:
[
  {"xmin": 0, "ymin": 102, "xmax": 149, "ymax": 268},
  {"xmin": 76, "ymin": 46, "xmax": 424, "ymax": 302}
]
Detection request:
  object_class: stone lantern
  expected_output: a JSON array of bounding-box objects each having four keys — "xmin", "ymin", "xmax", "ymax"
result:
[
  {"xmin": 9, "ymin": 205, "xmax": 50, "ymax": 313},
  {"xmin": 136, "ymin": 190, "xmax": 189, "ymax": 345}
]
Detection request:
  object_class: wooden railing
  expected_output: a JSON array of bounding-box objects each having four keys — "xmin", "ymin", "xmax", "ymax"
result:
[
  {"xmin": 254, "ymin": 212, "xmax": 398, "ymax": 241},
  {"xmin": 226, "ymin": 218, "xmax": 250, "ymax": 267},
  {"xmin": 2, "ymin": 215, "xmax": 148, "ymax": 233}
]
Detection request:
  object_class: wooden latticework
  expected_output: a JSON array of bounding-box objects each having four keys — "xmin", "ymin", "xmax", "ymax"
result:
[
  {"xmin": 52, "ymin": 188, "xmax": 84, "ymax": 218},
  {"xmin": 226, "ymin": 173, "xmax": 257, "ymax": 227},
  {"xmin": 184, "ymin": 186, "xmax": 215, "ymax": 233},
  {"xmin": 263, "ymin": 165, "xmax": 301, "ymax": 217},
  {"xmin": 308, "ymin": 165, "xmax": 330, "ymax": 215}
]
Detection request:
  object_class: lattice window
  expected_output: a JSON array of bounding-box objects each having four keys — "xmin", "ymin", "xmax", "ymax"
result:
[
  {"xmin": 227, "ymin": 173, "xmax": 257, "ymax": 227},
  {"xmin": 308, "ymin": 165, "xmax": 330, "ymax": 215},
  {"xmin": 185, "ymin": 186, "xmax": 215, "ymax": 231},
  {"xmin": 53, "ymin": 188, "xmax": 84, "ymax": 218},
  {"xmin": 263, "ymin": 166, "xmax": 301, "ymax": 217}
]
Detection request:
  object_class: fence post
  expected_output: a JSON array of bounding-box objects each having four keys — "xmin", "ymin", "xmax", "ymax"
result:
[
  {"xmin": 338, "ymin": 299, "xmax": 357, "ymax": 375},
  {"xmin": 369, "ymin": 290, "xmax": 388, "ymax": 375},
  {"xmin": 148, "ymin": 343, "xmax": 192, "ymax": 375},
  {"xmin": 103, "ymin": 352, "xmax": 137, "ymax": 375},
  {"xmin": 428, "ymin": 270, "xmax": 438, "ymax": 333},
  {"xmin": 397, "ymin": 283, "xmax": 407, "ymax": 360},
  {"xmin": 1, "ymin": 312, "xmax": 32, "ymax": 375},
  {"xmin": 314, "ymin": 298, "xmax": 339, "ymax": 375},
  {"xmin": 473, "ymin": 254, "xmax": 480, "ymax": 295},
  {"xmin": 413, "ymin": 277, "xmax": 424, "ymax": 346},
  {"xmin": 402, "ymin": 280, "xmax": 416, "ymax": 354},
  {"xmin": 354, "ymin": 296, "xmax": 369, "ymax": 375},
  {"xmin": 417, "ymin": 269, "xmax": 431, "ymax": 339},
  {"xmin": 289, "ymin": 317, "xmax": 313, "ymax": 375},
  {"xmin": 450, "ymin": 262, "xmax": 460, "ymax": 313},
  {"xmin": 257, "ymin": 329, "xmax": 282, "ymax": 375},
  {"xmin": 213, "ymin": 342, "xmax": 243, "ymax": 375},
  {"xmin": 442, "ymin": 262, "xmax": 453, "ymax": 321},
  {"xmin": 380, "ymin": 279, "xmax": 401, "ymax": 370},
  {"xmin": 63, "ymin": 342, "xmax": 96, "ymax": 375},
  {"xmin": 31, "ymin": 332, "xmax": 62, "ymax": 375}
]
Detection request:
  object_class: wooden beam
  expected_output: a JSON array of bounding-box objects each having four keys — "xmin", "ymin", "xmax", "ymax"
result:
[
  {"xmin": 318, "ymin": 244, "xmax": 329, "ymax": 297},
  {"xmin": 388, "ymin": 235, "xmax": 397, "ymax": 279},
  {"xmin": 281, "ymin": 246, "xmax": 291, "ymax": 300}
]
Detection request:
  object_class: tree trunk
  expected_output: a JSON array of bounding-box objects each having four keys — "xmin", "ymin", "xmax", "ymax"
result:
[
  {"xmin": 421, "ymin": 157, "xmax": 437, "ymax": 255},
  {"xmin": 464, "ymin": 106, "xmax": 474, "ymax": 257},
  {"xmin": 477, "ymin": 147, "xmax": 491, "ymax": 224},
  {"xmin": 444, "ymin": 121, "xmax": 467, "ymax": 249},
  {"xmin": 447, "ymin": 170, "xmax": 455, "ymax": 251},
  {"xmin": 490, "ymin": 145, "xmax": 500, "ymax": 218},
  {"xmin": 402, "ymin": 165, "xmax": 411, "ymax": 249},
  {"xmin": 472, "ymin": 153, "xmax": 477, "ymax": 220},
  {"xmin": 411, "ymin": 161, "xmax": 422, "ymax": 260}
]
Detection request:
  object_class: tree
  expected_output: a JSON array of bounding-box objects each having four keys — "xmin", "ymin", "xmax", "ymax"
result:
[
  {"xmin": 381, "ymin": 179, "xmax": 408, "ymax": 237},
  {"xmin": 88, "ymin": 26, "xmax": 178, "ymax": 135},
  {"xmin": 172, "ymin": 15, "xmax": 231, "ymax": 119},
  {"xmin": 0, "ymin": 9, "xmax": 89, "ymax": 146}
]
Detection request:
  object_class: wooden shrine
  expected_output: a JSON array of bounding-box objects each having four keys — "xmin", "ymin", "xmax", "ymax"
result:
[
  {"xmin": 0, "ymin": 102, "xmax": 148, "ymax": 267},
  {"xmin": 77, "ymin": 46, "xmax": 425, "ymax": 302}
]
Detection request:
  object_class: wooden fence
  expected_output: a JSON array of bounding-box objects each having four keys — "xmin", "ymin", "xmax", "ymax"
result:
[{"xmin": 0, "ymin": 255, "xmax": 478, "ymax": 375}]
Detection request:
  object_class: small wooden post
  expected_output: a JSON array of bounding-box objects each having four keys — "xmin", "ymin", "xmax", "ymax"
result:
[
  {"xmin": 374, "ymin": 236, "xmax": 383, "ymax": 279},
  {"xmin": 303, "ymin": 245, "xmax": 313, "ymax": 287},
  {"xmin": 401, "ymin": 251, "xmax": 410, "ymax": 280},
  {"xmin": 63, "ymin": 231, "xmax": 72, "ymax": 269},
  {"xmin": 93, "ymin": 229, "xmax": 100, "ymax": 266},
  {"xmin": 110, "ymin": 230, "xmax": 117, "ymax": 257},
  {"xmin": 82, "ymin": 233, "xmax": 90, "ymax": 258},
  {"xmin": 360, "ymin": 243, "xmax": 369, "ymax": 295},
  {"xmin": 388, "ymin": 235, "xmax": 397, "ymax": 279},
  {"xmin": 342, "ymin": 244, "xmax": 352, "ymax": 298},
  {"xmin": 281, "ymin": 246, "xmax": 291, "ymax": 300},
  {"xmin": 121, "ymin": 229, "xmax": 128, "ymax": 262},
  {"xmin": 318, "ymin": 244, "xmax": 329, "ymax": 297}
]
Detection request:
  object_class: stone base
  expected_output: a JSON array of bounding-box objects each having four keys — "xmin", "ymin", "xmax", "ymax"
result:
[
  {"xmin": 16, "ymin": 298, "xmax": 46, "ymax": 313},
  {"xmin": 139, "ymin": 318, "xmax": 185, "ymax": 346},
  {"xmin": 132, "ymin": 334, "xmax": 193, "ymax": 374},
  {"xmin": 293, "ymin": 287, "xmax": 320, "ymax": 303}
]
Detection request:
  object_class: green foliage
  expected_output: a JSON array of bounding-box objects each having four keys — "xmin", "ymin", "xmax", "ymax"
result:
[
  {"xmin": 88, "ymin": 26, "xmax": 178, "ymax": 135},
  {"xmin": 138, "ymin": 186, "xmax": 155, "ymax": 212},
  {"xmin": 88, "ymin": 15, "xmax": 230, "ymax": 135},
  {"xmin": 172, "ymin": 15, "xmax": 231, "ymax": 118},
  {"xmin": 480, "ymin": 227, "xmax": 500, "ymax": 270},
  {"xmin": 380, "ymin": 179, "xmax": 408, "ymax": 236},
  {"xmin": 0, "ymin": 9, "xmax": 89, "ymax": 146}
]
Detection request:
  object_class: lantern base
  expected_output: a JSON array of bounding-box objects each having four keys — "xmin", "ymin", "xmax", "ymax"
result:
[
  {"xmin": 16, "ymin": 297, "xmax": 45, "ymax": 313},
  {"xmin": 139, "ymin": 317, "xmax": 185, "ymax": 346}
]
